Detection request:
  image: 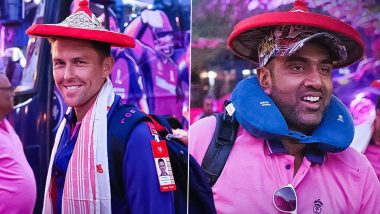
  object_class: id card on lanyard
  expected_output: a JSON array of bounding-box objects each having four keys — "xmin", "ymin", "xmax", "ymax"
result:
[{"xmin": 148, "ymin": 122, "xmax": 177, "ymax": 192}]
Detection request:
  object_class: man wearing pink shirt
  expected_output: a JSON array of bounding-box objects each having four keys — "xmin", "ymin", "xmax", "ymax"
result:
[
  {"xmin": 190, "ymin": 1, "xmax": 380, "ymax": 213},
  {"xmin": 365, "ymin": 97, "xmax": 380, "ymax": 180},
  {"xmin": 0, "ymin": 73, "xmax": 36, "ymax": 213}
]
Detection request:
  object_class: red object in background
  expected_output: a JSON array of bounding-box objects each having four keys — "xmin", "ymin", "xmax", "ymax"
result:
[
  {"xmin": 190, "ymin": 107, "xmax": 203, "ymax": 124},
  {"xmin": 370, "ymin": 80, "xmax": 380, "ymax": 88}
]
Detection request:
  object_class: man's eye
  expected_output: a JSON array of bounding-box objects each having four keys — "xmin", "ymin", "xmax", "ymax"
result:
[
  {"xmin": 54, "ymin": 61, "xmax": 65, "ymax": 67},
  {"xmin": 75, "ymin": 60, "xmax": 86, "ymax": 65},
  {"xmin": 290, "ymin": 65, "xmax": 304, "ymax": 71},
  {"xmin": 320, "ymin": 67, "xmax": 332, "ymax": 75}
]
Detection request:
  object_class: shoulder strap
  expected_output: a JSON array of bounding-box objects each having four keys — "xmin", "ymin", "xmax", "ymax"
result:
[
  {"xmin": 147, "ymin": 114, "xmax": 172, "ymax": 137},
  {"xmin": 107, "ymin": 104, "xmax": 150, "ymax": 198},
  {"xmin": 201, "ymin": 102, "xmax": 239, "ymax": 187}
]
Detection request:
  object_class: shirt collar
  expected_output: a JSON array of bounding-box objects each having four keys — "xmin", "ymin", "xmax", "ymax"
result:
[
  {"xmin": 265, "ymin": 139, "xmax": 326, "ymax": 165},
  {"xmin": 0, "ymin": 119, "xmax": 7, "ymax": 131},
  {"xmin": 64, "ymin": 111, "xmax": 77, "ymax": 128},
  {"xmin": 63, "ymin": 94, "xmax": 122, "ymax": 127}
]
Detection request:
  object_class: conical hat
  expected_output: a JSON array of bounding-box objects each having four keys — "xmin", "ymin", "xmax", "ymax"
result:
[
  {"xmin": 228, "ymin": 0, "xmax": 364, "ymax": 68},
  {"xmin": 26, "ymin": 0, "xmax": 135, "ymax": 48}
]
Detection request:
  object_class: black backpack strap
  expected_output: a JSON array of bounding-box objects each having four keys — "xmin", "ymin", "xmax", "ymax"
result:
[
  {"xmin": 107, "ymin": 104, "xmax": 150, "ymax": 198},
  {"xmin": 201, "ymin": 101, "xmax": 239, "ymax": 187}
]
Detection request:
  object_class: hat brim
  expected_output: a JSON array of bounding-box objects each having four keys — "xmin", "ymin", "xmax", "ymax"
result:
[
  {"xmin": 228, "ymin": 11, "xmax": 364, "ymax": 68},
  {"xmin": 26, "ymin": 24, "xmax": 135, "ymax": 48}
]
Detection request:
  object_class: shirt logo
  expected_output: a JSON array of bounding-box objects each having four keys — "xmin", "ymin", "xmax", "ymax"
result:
[
  {"xmin": 313, "ymin": 199, "xmax": 323, "ymax": 214},
  {"xmin": 260, "ymin": 101, "xmax": 271, "ymax": 107},
  {"xmin": 96, "ymin": 164, "xmax": 104, "ymax": 173},
  {"xmin": 158, "ymin": 146, "xmax": 163, "ymax": 153},
  {"xmin": 337, "ymin": 115, "xmax": 344, "ymax": 122}
]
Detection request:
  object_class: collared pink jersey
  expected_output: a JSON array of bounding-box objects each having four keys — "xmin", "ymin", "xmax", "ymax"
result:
[
  {"xmin": 0, "ymin": 119, "xmax": 36, "ymax": 213},
  {"xmin": 190, "ymin": 116, "xmax": 380, "ymax": 214}
]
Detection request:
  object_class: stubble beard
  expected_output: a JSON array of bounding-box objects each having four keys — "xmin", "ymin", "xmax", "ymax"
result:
[{"xmin": 270, "ymin": 86, "xmax": 322, "ymax": 135}]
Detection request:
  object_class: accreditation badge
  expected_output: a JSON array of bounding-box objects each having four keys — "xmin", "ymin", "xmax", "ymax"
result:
[{"xmin": 151, "ymin": 139, "xmax": 177, "ymax": 192}]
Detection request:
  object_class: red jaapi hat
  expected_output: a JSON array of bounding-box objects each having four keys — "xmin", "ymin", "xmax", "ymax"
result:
[
  {"xmin": 228, "ymin": 0, "xmax": 364, "ymax": 68},
  {"xmin": 26, "ymin": 0, "xmax": 135, "ymax": 48}
]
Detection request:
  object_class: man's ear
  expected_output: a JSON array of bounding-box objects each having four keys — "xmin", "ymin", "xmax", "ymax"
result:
[
  {"xmin": 102, "ymin": 56, "xmax": 115, "ymax": 77},
  {"xmin": 257, "ymin": 67, "xmax": 272, "ymax": 95}
]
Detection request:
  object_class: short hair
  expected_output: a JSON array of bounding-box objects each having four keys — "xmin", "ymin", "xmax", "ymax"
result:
[
  {"xmin": 158, "ymin": 158, "xmax": 165, "ymax": 163},
  {"xmin": 48, "ymin": 37, "xmax": 111, "ymax": 58},
  {"xmin": 204, "ymin": 95, "xmax": 215, "ymax": 101}
]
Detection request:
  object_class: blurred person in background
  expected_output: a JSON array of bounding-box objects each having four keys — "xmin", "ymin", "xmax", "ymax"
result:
[
  {"xmin": 194, "ymin": 95, "xmax": 217, "ymax": 121},
  {"xmin": 0, "ymin": 73, "xmax": 36, "ymax": 213},
  {"xmin": 125, "ymin": 9, "xmax": 184, "ymax": 121},
  {"xmin": 365, "ymin": 97, "xmax": 380, "ymax": 180},
  {"xmin": 4, "ymin": 47, "xmax": 26, "ymax": 88},
  {"xmin": 349, "ymin": 96, "xmax": 376, "ymax": 153}
]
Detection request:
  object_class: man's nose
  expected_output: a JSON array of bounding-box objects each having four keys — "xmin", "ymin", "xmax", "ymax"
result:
[
  {"xmin": 63, "ymin": 64, "xmax": 75, "ymax": 79},
  {"xmin": 304, "ymin": 68, "xmax": 323, "ymax": 90}
]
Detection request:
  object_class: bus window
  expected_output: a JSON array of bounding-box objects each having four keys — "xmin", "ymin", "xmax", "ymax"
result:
[{"xmin": 0, "ymin": 1, "xmax": 45, "ymax": 97}]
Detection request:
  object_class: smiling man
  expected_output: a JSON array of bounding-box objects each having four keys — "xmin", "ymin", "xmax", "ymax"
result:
[
  {"xmin": 26, "ymin": 1, "xmax": 175, "ymax": 213},
  {"xmin": 262, "ymin": 42, "xmax": 334, "ymax": 134},
  {"xmin": 50, "ymin": 38, "xmax": 113, "ymax": 121},
  {"xmin": 190, "ymin": 1, "xmax": 380, "ymax": 213}
]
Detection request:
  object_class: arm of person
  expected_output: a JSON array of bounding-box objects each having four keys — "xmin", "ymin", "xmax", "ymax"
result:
[
  {"xmin": 124, "ymin": 122, "xmax": 175, "ymax": 214},
  {"xmin": 359, "ymin": 163, "xmax": 380, "ymax": 213},
  {"xmin": 11, "ymin": 63, "xmax": 23, "ymax": 87}
]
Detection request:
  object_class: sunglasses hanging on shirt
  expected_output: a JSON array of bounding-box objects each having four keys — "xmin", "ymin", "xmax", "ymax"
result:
[{"xmin": 273, "ymin": 184, "xmax": 297, "ymax": 214}]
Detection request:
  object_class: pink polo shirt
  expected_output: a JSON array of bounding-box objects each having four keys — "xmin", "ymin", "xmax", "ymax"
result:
[
  {"xmin": 190, "ymin": 116, "xmax": 380, "ymax": 214},
  {"xmin": 0, "ymin": 119, "xmax": 36, "ymax": 213}
]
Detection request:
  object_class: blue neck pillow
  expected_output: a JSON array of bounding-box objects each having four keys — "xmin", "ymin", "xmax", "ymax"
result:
[{"xmin": 230, "ymin": 76, "xmax": 354, "ymax": 153}]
